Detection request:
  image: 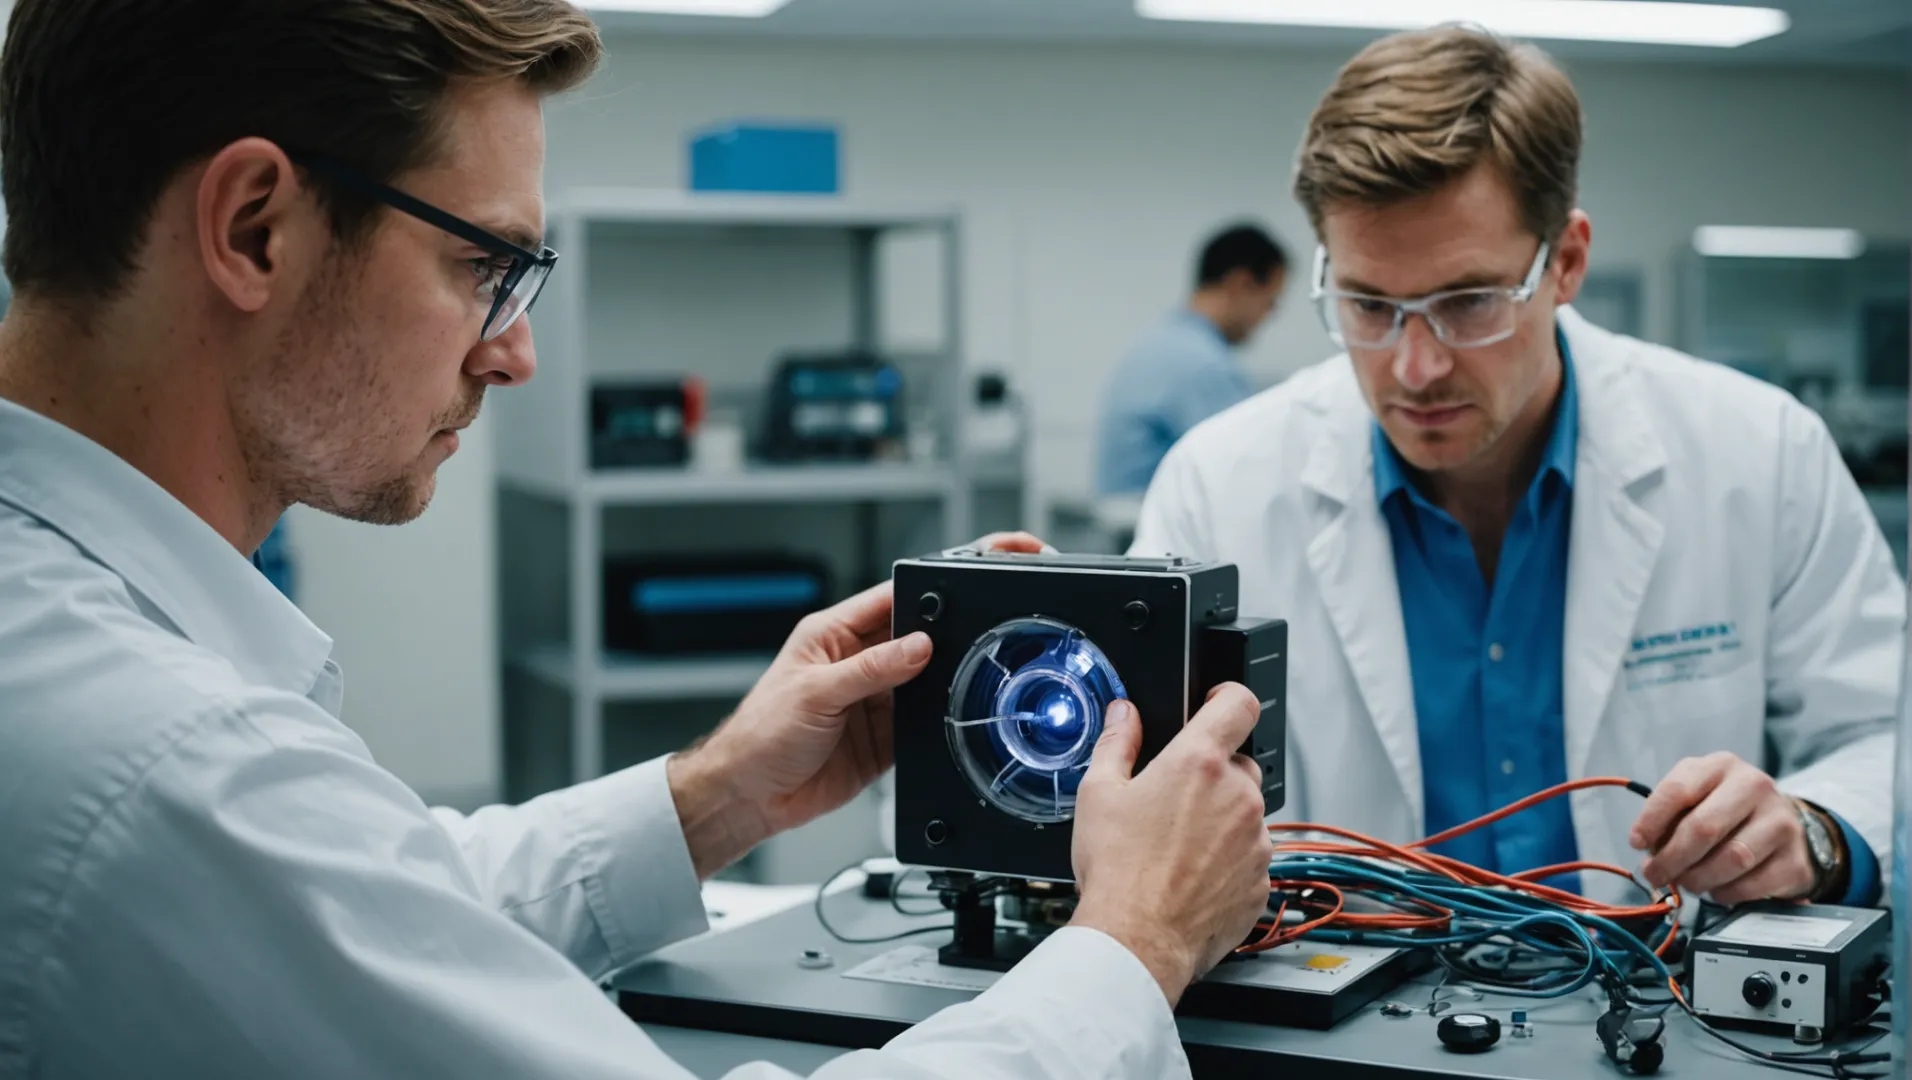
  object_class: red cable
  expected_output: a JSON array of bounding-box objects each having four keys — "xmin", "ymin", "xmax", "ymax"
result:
[
  {"xmin": 1241, "ymin": 777, "xmax": 1680, "ymax": 957},
  {"xmin": 1241, "ymin": 880, "xmax": 1347, "ymax": 953},
  {"xmin": 1413, "ymin": 776, "xmax": 1646, "ymax": 850}
]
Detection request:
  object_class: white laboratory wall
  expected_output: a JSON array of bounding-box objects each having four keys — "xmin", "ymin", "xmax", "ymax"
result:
[
  {"xmin": 302, "ymin": 35, "xmax": 1910, "ymax": 806},
  {"xmin": 549, "ymin": 38, "xmax": 1911, "ymax": 498}
]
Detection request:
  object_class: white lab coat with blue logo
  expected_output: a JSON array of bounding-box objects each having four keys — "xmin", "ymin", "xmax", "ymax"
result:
[{"xmin": 1132, "ymin": 307, "xmax": 1904, "ymax": 904}]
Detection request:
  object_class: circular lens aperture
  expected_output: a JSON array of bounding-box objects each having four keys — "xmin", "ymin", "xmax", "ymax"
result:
[{"xmin": 945, "ymin": 616, "xmax": 1128, "ymax": 824}]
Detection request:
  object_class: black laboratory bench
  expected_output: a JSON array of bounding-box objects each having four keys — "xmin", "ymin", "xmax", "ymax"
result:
[{"xmin": 615, "ymin": 891, "xmax": 1881, "ymax": 1079}]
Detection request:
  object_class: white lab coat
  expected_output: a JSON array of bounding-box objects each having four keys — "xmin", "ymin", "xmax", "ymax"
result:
[
  {"xmin": 0, "ymin": 394, "xmax": 1189, "ymax": 1079},
  {"xmin": 1132, "ymin": 308, "xmax": 1903, "ymax": 903}
]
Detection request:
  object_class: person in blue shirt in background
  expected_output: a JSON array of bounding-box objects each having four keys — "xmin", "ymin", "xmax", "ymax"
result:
[{"xmin": 1095, "ymin": 224, "xmax": 1288, "ymax": 496}]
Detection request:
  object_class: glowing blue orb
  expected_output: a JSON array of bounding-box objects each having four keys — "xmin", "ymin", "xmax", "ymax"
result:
[{"xmin": 945, "ymin": 617, "xmax": 1128, "ymax": 824}]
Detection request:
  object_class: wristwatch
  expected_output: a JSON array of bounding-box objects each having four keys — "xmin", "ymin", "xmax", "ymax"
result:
[{"xmin": 1793, "ymin": 799, "xmax": 1846, "ymax": 902}]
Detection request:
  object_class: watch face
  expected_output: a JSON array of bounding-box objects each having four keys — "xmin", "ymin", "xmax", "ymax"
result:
[{"xmin": 1800, "ymin": 805, "xmax": 1836, "ymax": 867}]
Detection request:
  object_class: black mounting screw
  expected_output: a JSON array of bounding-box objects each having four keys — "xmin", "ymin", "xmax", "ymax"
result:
[
  {"xmin": 1123, "ymin": 600, "xmax": 1150, "ymax": 630},
  {"xmin": 925, "ymin": 819, "xmax": 948, "ymax": 846},
  {"xmin": 919, "ymin": 592, "xmax": 945, "ymax": 622}
]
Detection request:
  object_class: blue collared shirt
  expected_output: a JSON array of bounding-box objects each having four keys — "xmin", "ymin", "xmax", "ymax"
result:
[
  {"xmin": 1096, "ymin": 309, "xmax": 1252, "ymax": 496},
  {"xmin": 1375, "ymin": 334, "xmax": 1880, "ymax": 905},
  {"xmin": 1375, "ymin": 336, "xmax": 1581, "ymax": 888}
]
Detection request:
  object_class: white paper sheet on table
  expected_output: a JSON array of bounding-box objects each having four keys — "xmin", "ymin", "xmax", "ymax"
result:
[{"xmin": 842, "ymin": 945, "xmax": 1003, "ymax": 993}]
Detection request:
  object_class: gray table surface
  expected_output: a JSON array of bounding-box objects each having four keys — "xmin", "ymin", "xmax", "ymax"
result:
[{"xmin": 616, "ymin": 893, "xmax": 1883, "ymax": 1079}]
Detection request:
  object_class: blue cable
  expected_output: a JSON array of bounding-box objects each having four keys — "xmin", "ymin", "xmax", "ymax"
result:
[
  {"xmin": 1264, "ymin": 790, "xmax": 1884, "ymax": 1076},
  {"xmin": 1307, "ymin": 922, "xmax": 1601, "ymax": 999},
  {"xmin": 1265, "ymin": 851, "xmax": 1676, "ymax": 995}
]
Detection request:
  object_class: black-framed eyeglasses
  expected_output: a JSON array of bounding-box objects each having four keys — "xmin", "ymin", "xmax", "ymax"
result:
[{"xmin": 292, "ymin": 154, "xmax": 557, "ymax": 342}]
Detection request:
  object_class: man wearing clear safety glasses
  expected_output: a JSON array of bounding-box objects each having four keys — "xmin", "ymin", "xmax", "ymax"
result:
[
  {"xmin": 1136, "ymin": 26, "xmax": 1901, "ymax": 915},
  {"xmin": 1312, "ymin": 239, "xmax": 1551, "ymax": 355}
]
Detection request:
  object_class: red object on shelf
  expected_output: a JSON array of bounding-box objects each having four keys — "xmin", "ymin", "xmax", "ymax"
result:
[{"xmin": 682, "ymin": 375, "xmax": 707, "ymax": 434}]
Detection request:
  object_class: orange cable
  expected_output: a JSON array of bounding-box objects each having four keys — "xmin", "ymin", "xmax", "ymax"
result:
[{"xmin": 1240, "ymin": 777, "xmax": 1680, "ymax": 957}]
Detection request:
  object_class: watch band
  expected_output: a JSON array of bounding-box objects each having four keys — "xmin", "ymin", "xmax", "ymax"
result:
[{"xmin": 1792, "ymin": 799, "xmax": 1844, "ymax": 902}]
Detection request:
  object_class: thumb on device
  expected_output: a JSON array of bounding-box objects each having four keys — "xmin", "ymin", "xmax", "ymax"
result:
[
  {"xmin": 813, "ymin": 631, "xmax": 933, "ymax": 711},
  {"xmin": 1190, "ymin": 682, "xmax": 1261, "ymax": 751},
  {"xmin": 1087, "ymin": 699, "xmax": 1141, "ymax": 785}
]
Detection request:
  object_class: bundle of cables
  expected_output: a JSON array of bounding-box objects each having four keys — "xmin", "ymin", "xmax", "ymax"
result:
[{"xmin": 1245, "ymin": 776, "xmax": 1890, "ymax": 1079}]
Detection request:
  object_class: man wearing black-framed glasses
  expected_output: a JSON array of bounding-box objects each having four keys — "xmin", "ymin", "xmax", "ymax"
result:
[
  {"xmin": 1135, "ymin": 26, "xmax": 1900, "ymax": 919},
  {"xmin": 294, "ymin": 154, "xmax": 559, "ymax": 344},
  {"xmin": 0, "ymin": 3, "xmax": 1275, "ymax": 1078}
]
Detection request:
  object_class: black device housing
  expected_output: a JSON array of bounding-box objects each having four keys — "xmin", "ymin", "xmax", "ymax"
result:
[
  {"xmin": 603, "ymin": 553, "xmax": 831, "ymax": 655},
  {"xmin": 891, "ymin": 549, "xmax": 1286, "ymax": 882},
  {"xmin": 1180, "ymin": 948, "xmax": 1431, "ymax": 1030}
]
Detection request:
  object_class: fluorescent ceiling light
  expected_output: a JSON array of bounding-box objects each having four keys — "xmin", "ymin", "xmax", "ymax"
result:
[
  {"xmin": 585, "ymin": 0, "xmax": 791, "ymax": 16},
  {"xmin": 1136, "ymin": 0, "xmax": 1789, "ymax": 48},
  {"xmin": 1693, "ymin": 226, "xmax": 1866, "ymax": 260}
]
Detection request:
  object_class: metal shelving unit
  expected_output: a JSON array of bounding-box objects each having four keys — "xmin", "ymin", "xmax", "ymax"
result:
[
  {"xmin": 494, "ymin": 190, "xmax": 976, "ymax": 793},
  {"xmin": 549, "ymin": 188, "xmax": 967, "ymax": 230},
  {"xmin": 513, "ymin": 644, "xmax": 772, "ymax": 703},
  {"xmin": 496, "ymin": 461, "xmax": 966, "ymax": 506}
]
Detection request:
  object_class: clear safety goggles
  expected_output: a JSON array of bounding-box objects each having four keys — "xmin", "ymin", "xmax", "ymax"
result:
[{"xmin": 1311, "ymin": 241, "xmax": 1550, "ymax": 351}]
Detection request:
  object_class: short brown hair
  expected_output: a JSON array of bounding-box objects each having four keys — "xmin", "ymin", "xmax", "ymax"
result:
[
  {"xmin": 1293, "ymin": 26, "xmax": 1583, "ymax": 242},
  {"xmin": 0, "ymin": 0, "xmax": 603, "ymax": 303}
]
